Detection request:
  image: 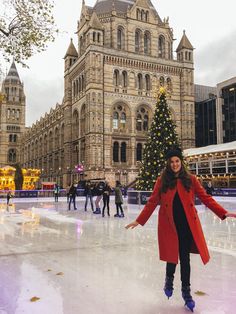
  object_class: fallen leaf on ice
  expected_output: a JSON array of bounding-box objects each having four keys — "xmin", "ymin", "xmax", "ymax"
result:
[
  {"xmin": 194, "ymin": 290, "xmax": 208, "ymax": 296},
  {"xmin": 56, "ymin": 272, "xmax": 64, "ymax": 275},
  {"xmin": 30, "ymin": 296, "xmax": 40, "ymax": 302}
]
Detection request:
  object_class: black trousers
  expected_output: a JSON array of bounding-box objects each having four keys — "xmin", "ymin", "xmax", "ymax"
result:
[
  {"xmin": 166, "ymin": 231, "xmax": 193, "ymax": 287},
  {"xmin": 69, "ymin": 195, "xmax": 76, "ymax": 210},
  {"xmin": 102, "ymin": 195, "xmax": 110, "ymax": 215},
  {"xmin": 166, "ymin": 192, "xmax": 193, "ymax": 287},
  {"xmin": 116, "ymin": 203, "xmax": 124, "ymax": 215}
]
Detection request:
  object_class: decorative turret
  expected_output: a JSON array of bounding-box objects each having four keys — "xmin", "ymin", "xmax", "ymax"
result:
[
  {"xmin": 1, "ymin": 61, "xmax": 25, "ymax": 102},
  {"xmin": 176, "ymin": 30, "xmax": 194, "ymax": 62},
  {"xmin": 64, "ymin": 38, "xmax": 78, "ymax": 71}
]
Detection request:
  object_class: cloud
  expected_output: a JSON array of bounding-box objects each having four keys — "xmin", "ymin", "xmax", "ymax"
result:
[{"xmin": 195, "ymin": 29, "xmax": 236, "ymax": 86}]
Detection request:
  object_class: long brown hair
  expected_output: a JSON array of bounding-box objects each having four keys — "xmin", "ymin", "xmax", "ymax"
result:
[{"xmin": 160, "ymin": 158, "xmax": 192, "ymax": 193}]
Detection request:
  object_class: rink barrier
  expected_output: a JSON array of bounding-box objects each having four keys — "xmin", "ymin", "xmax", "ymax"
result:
[{"xmin": 0, "ymin": 189, "xmax": 85, "ymax": 198}]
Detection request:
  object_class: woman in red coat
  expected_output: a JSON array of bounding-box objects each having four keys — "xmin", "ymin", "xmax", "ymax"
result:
[{"xmin": 126, "ymin": 148, "xmax": 236, "ymax": 312}]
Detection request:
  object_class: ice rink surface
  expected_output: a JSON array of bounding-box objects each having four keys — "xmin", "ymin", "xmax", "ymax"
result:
[{"xmin": 0, "ymin": 196, "xmax": 235, "ymax": 314}]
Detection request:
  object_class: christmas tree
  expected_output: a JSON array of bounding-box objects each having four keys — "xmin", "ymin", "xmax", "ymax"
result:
[{"xmin": 136, "ymin": 87, "xmax": 181, "ymax": 191}]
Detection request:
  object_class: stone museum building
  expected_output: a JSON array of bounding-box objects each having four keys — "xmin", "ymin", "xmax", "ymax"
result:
[{"xmin": 20, "ymin": 0, "xmax": 195, "ymax": 187}]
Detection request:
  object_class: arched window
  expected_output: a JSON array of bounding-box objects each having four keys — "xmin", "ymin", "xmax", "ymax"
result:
[
  {"xmin": 135, "ymin": 30, "xmax": 141, "ymax": 52},
  {"xmin": 160, "ymin": 76, "xmax": 164, "ymax": 87},
  {"xmin": 138, "ymin": 73, "xmax": 143, "ymax": 89},
  {"xmin": 49, "ymin": 131, "xmax": 53, "ymax": 151},
  {"xmin": 136, "ymin": 107, "xmax": 150, "ymax": 132},
  {"xmin": 112, "ymin": 104, "xmax": 129, "ymax": 132},
  {"xmin": 141, "ymin": 10, "xmax": 145, "ymax": 21},
  {"xmin": 81, "ymin": 75, "xmax": 85, "ymax": 91},
  {"xmin": 121, "ymin": 142, "xmax": 126, "ymax": 162},
  {"xmin": 114, "ymin": 70, "xmax": 119, "ymax": 86},
  {"xmin": 80, "ymin": 104, "xmax": 86, "ymax": 136},
  {"xmin": 8, "ymin": 149, "xmax": 16, "ymax": 163},
  {"xmin": 44, "ymin": 134, "xmax": 47, "ymax": 154},
  {"xmin": 113, "ymin": 112, "xmax": 119, "ymax": 129},
  {"xmin": 73, "ymin": 110, "xmax": 79, "ymax": 139},
  {"xmin": 113, "ymin": 142, "xmax": 119, "ymax": 162},
  {"xmin": 9, "ymin": 134, "xmax": 12, "ymax": 142},
  {"xmin": 167, "ymin": 42, "xmax": 172, "ymax": 59},
  {"xmin": 73, "ymin": 81, "xmax": 76, "ymax": 97},
  {"xmin": 93, "ymin": 32, "xmax": 96, "ymax": 42},
  {"xmin": 117, "ymin": 27, "xmax": 125, "ymax": 50},
  {"xmin": 13, "ymin": 134, "xmax": 17, "ymax": 142},
  {"xmin": 145, "ymin": 74, "xmax": 151, "ymax": 90},
  {"xmin": 136, "ymin": 143, "xmax": 142, "ymax": 161},
  {"xmin": 144, "ymin": 31, "xmax": 151, "ymax": 54},
  {"xmin": 158, "ymin": 35, "xmax": 165, "ymax": 58},
  {"xmin": 61, "ymin": 124, "xmax": 64, "ymax": 147},
  {"xmin": 143, "ymin": 114, "xmax": 149, "ymax": 130},
  {"xmin": 136, "ymin": 9, "xmax": 140, "ymax": 20},
  {"xmin": 145, "ymin": 11, "xmax": 149, "ymax": 22},
  {"xmin": 55, "ymin": 128, "xmax": 59, "ymax": 149},
  {"xmin": 97, "ymin": 33, "xmax": 100, "ymax": 43},
  {"xmin": 79, "ymin": 77, "xmax": 82, "ymax": 93},
  {"xmin": 136, "ymin": 114, "xmax": 142, "ymax": 131},
  {"xmin": 122, "ymin": 71, "xmax": 128, "ymax": 88},
  {"xmin": 120, "ymin": 112, "xmax": 126, "ymax": 128},
  {"xmin": 167, "ymin": 77, "xmax": 172, "ymax": 92}
]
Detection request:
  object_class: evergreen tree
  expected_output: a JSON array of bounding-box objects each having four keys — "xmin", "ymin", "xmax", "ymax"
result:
[{"xmin": 136, "ymin": 87, "xmax": 181, "ymax": 191}]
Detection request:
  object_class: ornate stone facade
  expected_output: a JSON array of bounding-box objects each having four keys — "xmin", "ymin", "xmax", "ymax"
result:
[
  {"xmin": 0, "ymin": 62, "xmax": 26, "ymax": 167},
  {"xmin": 20, "ymin": 0, "xmax": 195, "ymax": 187}
]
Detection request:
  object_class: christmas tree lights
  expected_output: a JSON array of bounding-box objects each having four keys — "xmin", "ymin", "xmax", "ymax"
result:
[{"xmin": 136, "ymin": 87, "xmax": 181, "ymax": 190}]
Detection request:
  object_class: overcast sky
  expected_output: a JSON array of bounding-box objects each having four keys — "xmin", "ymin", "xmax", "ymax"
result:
[{"xmin": 3, "ymin": 0, "xmax": 236, "ymax": 126}]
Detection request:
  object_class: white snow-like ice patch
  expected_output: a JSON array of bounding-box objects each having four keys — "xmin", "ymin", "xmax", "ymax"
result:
[{"xmin": 31, "ymin": 208, "xmax": 81, "ymax": 224}]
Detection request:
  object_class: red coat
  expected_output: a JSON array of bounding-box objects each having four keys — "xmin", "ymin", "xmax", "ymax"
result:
[{"xmin": 136, "ymin": 175, "xmax": 227, "ymax": 265}]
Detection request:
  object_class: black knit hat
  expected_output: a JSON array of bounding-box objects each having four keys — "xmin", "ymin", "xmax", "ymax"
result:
[{"xmin": 165, "ymin": 147, "xmax": 183, "ymax": 160}]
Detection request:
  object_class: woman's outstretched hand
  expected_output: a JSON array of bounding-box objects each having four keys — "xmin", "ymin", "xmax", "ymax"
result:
[
  {"xmin": 125, "ymin": 221, "xmax": 139, "ymax": 229},
  {"xmin": 225, "ymin": 212, "xmax": 236, "ymax": 218}
]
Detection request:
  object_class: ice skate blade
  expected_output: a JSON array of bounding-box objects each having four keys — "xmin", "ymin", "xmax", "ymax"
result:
[
  {"xmin": 164, "ymin": 288, "xmax": 173, "ymax": 299},
  {"xmin": 184, "ymin": 300, "xmax": 195, "ymax": 312}
]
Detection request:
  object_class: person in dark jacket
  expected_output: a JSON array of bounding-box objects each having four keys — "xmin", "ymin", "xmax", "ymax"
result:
[
  {"xmin": 114, "ymin": 181, "xmax": 124, "ymax": 217},
  {"xmin": 68, "ymin": 183, "xmax": 78, "ymax": 210},
  {"xmin": 102, "ymin": 182, "xmax": 112, "ymax": 217},
  {"xmin": 84, "ymin": 181, "xmax": 94, "ymax": 212}
]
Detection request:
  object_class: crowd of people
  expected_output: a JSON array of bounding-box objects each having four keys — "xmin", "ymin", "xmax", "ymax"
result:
[{"xmin": 65, "ymin": 180, "xmax": 125, "ymax": 217}]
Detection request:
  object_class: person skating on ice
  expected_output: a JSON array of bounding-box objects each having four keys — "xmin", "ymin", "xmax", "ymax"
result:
[
  {"xmin": 126, "ymin": 148, "xmax": 236, "ymax": 312},
  {"xmin": 114, "ymin": 181, "xmax": 124, "ymax": 217}
]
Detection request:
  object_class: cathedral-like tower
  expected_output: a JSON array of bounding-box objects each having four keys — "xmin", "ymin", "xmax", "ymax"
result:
[{"xmin": 0, "ymin": 62, "xmax": 26, "ymax": 166}]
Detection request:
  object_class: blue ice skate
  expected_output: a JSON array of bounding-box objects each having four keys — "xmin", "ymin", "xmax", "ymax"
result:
[
  {"xmin": 163, "ymin": 276, "xmax": 174, "ymax": 299},
  {"xmin": 182, "ymin": 286, "xmax": 195, "ymax": 312}
]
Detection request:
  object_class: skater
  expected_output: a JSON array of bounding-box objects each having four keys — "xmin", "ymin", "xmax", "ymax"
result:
[
  {"xmin": 6, "ymin": 191, "xmax": 12, "ymax": 205},
  {"xmin": 66, "ymin": 184, "xmax": 70, "ymax": 203},
  {"xmin": 102, "ymin": 182, "xmax": 112, "ymax": 217},
  {"xmin": 114, "ymin": 181, "xmax": 124, "ymax": 217},
  {"xmin": 54, "ymin": 184, "xmax": 60, "ymax": 202},
  {"xmin": 93, "ymin": 181, "xmax": 105, "ymax": 214},
  {"xmin": 84, "ymin": 180, "xmax": 94, "ymax": 212},
  {"xmin": 126, "ymin": 148, "xmax": 236, "ymax": 312},
  {"xmin": 68, "ymin": 183, "xmax": 78, "ymax": 210}
]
